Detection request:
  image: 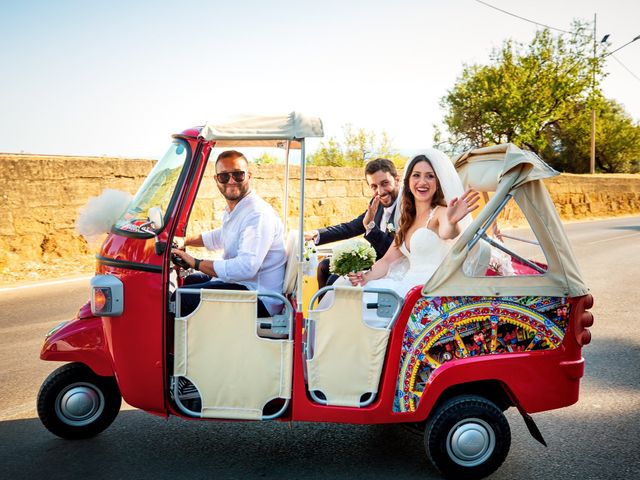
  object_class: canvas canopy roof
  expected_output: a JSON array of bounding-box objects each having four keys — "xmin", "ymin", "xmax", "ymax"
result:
[
  {"xmin": 199, "ymin": 112, "xmax": 323, "ymax": 305},
  {"xmin": 199, "ymin": 112, "xmax": 324, "ymax": 149},
  {"xmin": 455, "ymin": 143, "xmax": 559, "ymax": 192},
  {"xmin": 423, "ymin": 143, "xmax": 588, "ymax": 298}
]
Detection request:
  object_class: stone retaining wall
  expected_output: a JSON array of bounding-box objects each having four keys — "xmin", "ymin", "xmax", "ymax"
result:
[{"xmin": 1, "ymin": 154, "xmax": 639, "ymax": 275}]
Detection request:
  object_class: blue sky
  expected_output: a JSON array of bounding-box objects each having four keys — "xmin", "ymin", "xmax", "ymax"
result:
[{"xmin": 1, "ymin": 0, "xmax": 639, "ymax": 158}]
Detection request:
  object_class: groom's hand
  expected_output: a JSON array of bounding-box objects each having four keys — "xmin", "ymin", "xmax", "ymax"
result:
[
  {"xmin": 363, "ymin": 195, "xmax": 380, "ymax": 230},
  {"xmin": 304, "ymin": 230, "xmax": 319, "ymax": 242}
]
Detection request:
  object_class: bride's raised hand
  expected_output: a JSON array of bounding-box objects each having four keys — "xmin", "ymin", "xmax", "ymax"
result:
[
  {"xmin": 347, "ymin": 271, "xmax": 366, "ymax": 286},
  {"xmin": 446, "ymin": 188, "xmax": 480, "ymax": 225}
]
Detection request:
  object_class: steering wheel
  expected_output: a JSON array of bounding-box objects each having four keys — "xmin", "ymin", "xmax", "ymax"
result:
[{"xmin": 170, "ymin": 242, "xmax": 191, "ymax": 269}]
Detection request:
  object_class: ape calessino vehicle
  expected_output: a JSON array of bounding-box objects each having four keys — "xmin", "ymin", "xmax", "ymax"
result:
[{"xmin": 38, "ymin": 113, "xmax": 593, "ymax": 479}]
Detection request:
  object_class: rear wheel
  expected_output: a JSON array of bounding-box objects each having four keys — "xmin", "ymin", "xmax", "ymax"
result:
[
  {"xmin": 424, "ymin": 395, "xmax": 510, "ymax": 480},
  {"xmin": 37, "ymin": 363, "xmax": 121, "ymax": 439}
]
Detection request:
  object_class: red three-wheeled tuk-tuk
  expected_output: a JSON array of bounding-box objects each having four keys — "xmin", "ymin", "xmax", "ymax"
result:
[{"xmin": 37, "ymin": 113, "xmax": 594, "ymax": 479}]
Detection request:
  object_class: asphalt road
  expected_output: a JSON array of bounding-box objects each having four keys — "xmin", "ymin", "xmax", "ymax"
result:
[{"xmin": 1, "ymin": 217, "xmax": 639, "ymax": 480}]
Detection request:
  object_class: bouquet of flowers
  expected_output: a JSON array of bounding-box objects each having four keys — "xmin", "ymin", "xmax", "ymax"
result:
[
  {"xmin": 329, "ymin": 239, "xmax": 376, "ymax": 276},
  {"xmin": 302, "ymin": 240, "xmax": 319, "ymax": 277}
]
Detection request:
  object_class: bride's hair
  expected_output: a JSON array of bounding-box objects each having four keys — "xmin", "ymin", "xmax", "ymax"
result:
[{"xmin": 395, "ymin": 155, "xmax": 446, "ymax": 248}]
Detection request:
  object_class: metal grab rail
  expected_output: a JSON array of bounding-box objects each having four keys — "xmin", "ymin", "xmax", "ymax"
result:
[
  {"xmin": 499, "ymin": 233, "xmax": 540, "ymax": 246},
  {"xmin": 479, "ymin": 234, "xmax": 546, "ymax": 274},
  {"xmin": 468, "ymin": 194, "xmax": 512, "ymax": 251},
  {"xmin": 304, "ymin": 285, "xmax": 403, "ymax": 407},
  {"xmin": 466, "ymin": 192, "xmax": 546, "ymax": 275},
  {"xmin": 307, "ymin": 285, "xmax": 403, "ymax": 338}
]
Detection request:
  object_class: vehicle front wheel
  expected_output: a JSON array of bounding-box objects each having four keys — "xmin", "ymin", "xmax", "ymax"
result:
[
  {"xmin": 424, "ymin": 395, "xmax": 510, "ymax": 480},
  {"xmin": 37, "ymin": 362, "xmax": 121, "ymax": 439}
]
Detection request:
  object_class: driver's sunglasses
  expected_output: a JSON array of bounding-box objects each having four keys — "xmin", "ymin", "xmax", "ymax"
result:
[{"xmin": 216, "ymin": 170, "xmax": 246, "ymax": 184}]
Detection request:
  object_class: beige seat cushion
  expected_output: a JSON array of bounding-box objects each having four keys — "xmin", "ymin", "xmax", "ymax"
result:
[
  {"xmin": 307, "ymin": 286, "xmax": 390, "ymax": 407},
  {"xmin": 174, "ymin": 289, "xmax": 293, "ymax": 419}
]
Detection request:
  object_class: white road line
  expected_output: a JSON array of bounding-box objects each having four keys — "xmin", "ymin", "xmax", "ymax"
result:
[
  {"xmin": 0, "ymin": 275, "xmax": 92, "ymax": 293},
  {"xmin": 585, "ymin": 232, "xmax": 640, "ymax": 245}
]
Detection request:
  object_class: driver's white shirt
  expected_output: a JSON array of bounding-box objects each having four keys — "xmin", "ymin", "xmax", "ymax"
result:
[{"xmin": 201, "ymin": 191, "xmax": 286, "ymax": 315}]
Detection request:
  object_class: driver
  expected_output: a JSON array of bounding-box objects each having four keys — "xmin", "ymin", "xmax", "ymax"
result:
[{"xmin": 171, "ymin": 150, "xmax": 286, "ymax": 317}]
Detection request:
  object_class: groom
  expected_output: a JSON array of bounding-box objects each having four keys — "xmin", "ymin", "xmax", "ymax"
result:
[{"xmin": 304, "ymin": 158, "xmax": 401, "ymax": 289}]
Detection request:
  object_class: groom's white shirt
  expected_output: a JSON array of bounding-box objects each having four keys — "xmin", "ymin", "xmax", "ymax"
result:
[
  {"xmin": 380, "ymin": 204, "xmax": 395, "ymax": 232},
  {"xmin": 365, "ymin": 198, "xmax": 398, "ymax": 235}
]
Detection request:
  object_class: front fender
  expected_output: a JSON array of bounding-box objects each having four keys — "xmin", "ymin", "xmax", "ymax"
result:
[{"xmin": 40, "ymin": 304, "xmax": 114, "ymax": 377}]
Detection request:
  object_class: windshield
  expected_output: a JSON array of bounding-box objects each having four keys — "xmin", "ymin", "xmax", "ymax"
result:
[{"xmin": 114, "ymin": 139, "xmax": 190, "ymax": 234}]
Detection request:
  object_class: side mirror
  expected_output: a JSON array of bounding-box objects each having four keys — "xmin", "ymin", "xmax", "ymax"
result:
[
  {"xmin": 148, "ymin": 207, "xmax": 164, "ymax": 230},
  {"xmin": 139, "ymin": 206, "xmax": 167, "ymax": 255}
]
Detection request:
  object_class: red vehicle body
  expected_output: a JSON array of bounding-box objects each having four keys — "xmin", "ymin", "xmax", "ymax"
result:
[{"xmin": 38, "ymin": 115, "xmax": 594, "ymax": 479}]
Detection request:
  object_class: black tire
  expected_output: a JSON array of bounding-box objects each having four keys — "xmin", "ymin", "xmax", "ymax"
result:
[
  {"xmin": 424, "ymin": 395, "xmax": 510, "ymax": 480},
  {"xmin": 37, "ymin": 363, "xmax": 121, "ymax": 439}
]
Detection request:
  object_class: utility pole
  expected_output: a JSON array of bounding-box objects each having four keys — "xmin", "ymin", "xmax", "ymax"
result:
[
  {"xmin": 588, "ymin": 25, "xmax": 640, "ymax": 174},
  {"xmin": 590, "ymin": 13, "xmax": 597, "ymax": 174}
]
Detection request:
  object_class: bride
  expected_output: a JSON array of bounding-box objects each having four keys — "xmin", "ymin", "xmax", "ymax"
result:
[{"xmin": 346, "ymin": 149, "xmax": 479, "ymax": 297}]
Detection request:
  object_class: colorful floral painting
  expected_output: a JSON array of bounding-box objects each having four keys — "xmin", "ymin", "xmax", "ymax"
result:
[{"xmin": 394, "ymin": 296, "xmax": 570, "ymax": 413}]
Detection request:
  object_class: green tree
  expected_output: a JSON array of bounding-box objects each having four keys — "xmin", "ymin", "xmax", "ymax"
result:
[
  {"xmin": 343, "ymin": 124, "xmax": 375, "ymax": 166},
  {"xmin": 545, "ymin": 99, "xmax": 640, "ymax": 173},
  {"xmin": 439, "ymin": 23, "xmax": 601, "ymax": 157},
  {"xmin": 253, "ymin": 152, "xmax": 279, "ymax": 165},
  {"xmin": 308, "ymin": 125, "xmax": 407, "ymax": 167},
  {"xmin": 377, "ymin": 131, "xmax": 408, "ymax": 168},
  {"xmin": 308, "ymin": 137, "xmax": 343, "ymax": 166}
]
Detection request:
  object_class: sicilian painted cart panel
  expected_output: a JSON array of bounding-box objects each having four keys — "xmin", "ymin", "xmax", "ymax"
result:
[{"xmin": 394, "ymin": 295, "xmax": 570, "ymax": 413}]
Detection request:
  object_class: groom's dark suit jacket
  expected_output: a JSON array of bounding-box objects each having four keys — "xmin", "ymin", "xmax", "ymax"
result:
[{"xmin": 316, "ymin": 202, "xmax": 397, "ymax": 260}]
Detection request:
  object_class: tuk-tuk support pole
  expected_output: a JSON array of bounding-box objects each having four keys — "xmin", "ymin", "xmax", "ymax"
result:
[
  {"xmin": 297, "ymin": 139, "xmax": 306, "ymax": 312},
  {"xmin": 468, "ymin": 193, "xmax": 512, "ymax": 250},
  {"xmin": 283, "ymin": 140, "xmax": 291, "ymax": 227}
]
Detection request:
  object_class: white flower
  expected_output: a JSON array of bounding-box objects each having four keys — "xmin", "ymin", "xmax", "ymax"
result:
[
  {"xmin": 386, "ymin": 223, "xmax": 396, "ymax": 233},
  {"xmin": 302, "ymin": 241, "xmax": 319, "ymax": 276},
  {"xmin": 329, "ymin": 239, "xmax": 376, "ymax": 276},
  {"xmin": 303, "ymin": 240, "xmax": 317, "ymax": 261}
]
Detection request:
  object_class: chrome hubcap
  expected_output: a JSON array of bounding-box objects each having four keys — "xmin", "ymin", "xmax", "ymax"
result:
[
  {"xmin": 446, "ymin": 418, "xmax": 496, "ymax": 467},
  {"xmin": 55, "ymin": 382, "xmax": 105, "ymax": 426}
]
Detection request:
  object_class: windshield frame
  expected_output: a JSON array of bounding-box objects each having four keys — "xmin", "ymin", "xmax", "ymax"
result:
[{"xmin": 112, "ymin": 138, "xmax": 193, "ymax": 238}]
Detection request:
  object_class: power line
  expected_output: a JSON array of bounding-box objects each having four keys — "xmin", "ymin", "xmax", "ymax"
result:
[
  {"xmin": 474, "ymin": 0, "xmax": 587, "ymax": 37},
  {"xmin": 475, "ymin": 1, "xmax": 639, "ymax": 83},
  {"xmin": 610, "ymin": 54, "xmax": 640, "ymax": 83}
]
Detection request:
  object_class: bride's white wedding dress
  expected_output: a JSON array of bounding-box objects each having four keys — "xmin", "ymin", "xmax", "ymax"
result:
[
  {"xmin": 316, "ymin": 208, "xmax": 452, "ymax": 325},
  {"xmin": 365, "ymin": 207, "xmax": 449, "ymax": 299},
  {"xmin": 314, "ymin": 148, "xmax": 480, "ymax": 322}
]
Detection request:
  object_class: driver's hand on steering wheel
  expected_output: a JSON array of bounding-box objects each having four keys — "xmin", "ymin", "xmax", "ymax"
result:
[{"xmin": 171, "ymin": 248, "xmax": 194, "ymax": 269}]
